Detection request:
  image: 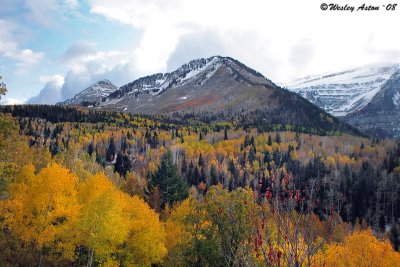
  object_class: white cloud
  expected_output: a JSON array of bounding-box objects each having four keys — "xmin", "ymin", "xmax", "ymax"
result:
[
  {"xmin": 0, "ymin": 97, "xmax": 26, "ymax": 105},
  {"xmin": 60, "ymin": 41, "xmax": 99, "ymax": 64},
  {"xmin": 58, "ymin": 49, "xmax": 135, "ymax": 101},
  {"xmin": 23, "ymin": 0, "xmax": 80, "ymax": 28},
  {"xmin": 0, "ymin": 19, "xmax": 44, "ymax": 75},
  {"xmin": 87, "ymin": 0, "xmax": 400, "ymax": 82},
  {"xmin": 28, "ymin": 74, "xmax": 65, "ymax": 104},
  {"xmin": 64, "ymin": 0, "xmax": 79, "ymax": 9},
  {"xmin": 31, "ymin": 42, "xmax": 137, "ymax": 103},
  {"xmin": 18, "ymin": 0, "xmax": 400, "ymax": 104}
]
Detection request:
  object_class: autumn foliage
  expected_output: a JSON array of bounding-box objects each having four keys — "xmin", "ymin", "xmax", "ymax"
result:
[{"xmin": 1, "ymin": 107, "xmax": 400, "ymax": 266}]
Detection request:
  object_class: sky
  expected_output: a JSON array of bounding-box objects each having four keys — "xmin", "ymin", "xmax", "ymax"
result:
[{"xmin": 0, "ymin": 0, "xmax": 399, "ymax": 104}]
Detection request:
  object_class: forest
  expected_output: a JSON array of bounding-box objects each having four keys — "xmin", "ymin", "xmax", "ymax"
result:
[{"xmin": 1, "ymin": 105, "xmax": 400, "ymax": 266}]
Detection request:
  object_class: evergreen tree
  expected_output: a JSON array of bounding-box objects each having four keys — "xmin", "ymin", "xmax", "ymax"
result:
[
  {"xmin": 187, "ymin": 160, "xmax": 195, "ymax": 185},
  {"xmin": 244, "ymin": 135, "xmax": 250, "ymax": 147},
  {"xmin": 201, "ymin": 166, "xmax": 207, "ymax": 184},
  {"xmin": 193, "ymin": 166, "xmax": 201, "ymax": 186},
  {"xmin": 88, "ymin": 141, "xmax": 94, "ymax": 156},
  {"xmin": 181, "ymin": 155, "xmax": 188, "ymax": 175},
  {"xmin": 121, "ymin": 137, "xmax": 128, "ymax": 153},
  {"xmin": 95, "ymin": 145, "xmax": 105, "ymax": 167},
  {"xmin": 275, "ymin": 132, "xmax": 282, "ymax": 144},
  {"xmin": 106, "ymin": 137, "xmax": 116, "ymax": 162},
  {"xmin": 114, "ymin": 151, "xmax": 132, "ymax": 177},
  {"xmin": 198, "ymin": 153, "xmax": 204, "ymax": 167},
  {"xmin": 210, "ymin": 164, "xmax": 218, "ymax": 186},
  {"xmin": 249, "ymin": 146, "xmax": 256, "ymax": 164},
  {"xmin": 224, "ymin": 128, "xmax": 228, "ymax": 140},
  {"xmin": 264, "ymin": 151, "xmax": 271, "ymax": 164},
  {"xmin": 152, "ymin": 150, "xmax": 188, "ymax": 207}
]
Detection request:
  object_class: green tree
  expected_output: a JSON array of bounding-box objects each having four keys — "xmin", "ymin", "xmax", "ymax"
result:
[
  {"xmin": 114, "ymin": 151, "xmax": 132, "ymax": 177},
  {"xmin": 210, "ymin": 164, "xmax": 218, "ymax": 186},
  {"xmin": 106, "ymin": 137, "xmax": 116, "ymax": 162},
  {"xmin": 152, "ymin": 150, "xmax": 188, "ymax": 207}
]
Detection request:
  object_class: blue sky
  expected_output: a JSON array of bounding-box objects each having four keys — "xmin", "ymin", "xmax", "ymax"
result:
[{"xmin": 1, "ymin": 0, "xmax": 400, "ymax": 104}]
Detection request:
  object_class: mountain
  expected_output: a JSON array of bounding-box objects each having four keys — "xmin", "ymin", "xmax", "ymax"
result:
[
  {"xmin": 94, "ymin": 56, "xmax": 357, "ymax": 134},
  {"xmin": 285, "ymin": 64, "xmax": 399, "ymax": 117},
  {"xmin": 344, "ymin": 70, "xmax": 400, "ymax": 139},
  {"xmin": 60, "ymin": 79, "xmax": 118, "ymax": 106},
  {"xmin": 101, "ymin": 56, "xmax": 274, "ymax": 113}
]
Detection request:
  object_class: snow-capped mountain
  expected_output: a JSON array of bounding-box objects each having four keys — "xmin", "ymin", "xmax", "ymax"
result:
[
  {"xmin": 105, "ymin": 56, "xmax": 271, "ymax": 102},
  {"xmin": 344, "ymin": 70, "xmax": 400, "ymax": 139},
  {"xmin": 60, "ymin": 80, "xmax": 118, "ymax": 106},
  {"xmin": 284, "ymin": 64, "xmax": 400, "ymax": 117},
  {"xmin": 93, "ymin": 56, "xmax": 357, "ymax": 134},
  {"xmin": 100, "ymin": 56, "xmax": 278, "ymax": 113}
]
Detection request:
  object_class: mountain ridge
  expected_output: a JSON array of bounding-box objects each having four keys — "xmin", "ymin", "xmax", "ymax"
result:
[
  {"xmin": 284, "ymin": 64, "xmax": 399, "ymax": 117},
  {"xmin": 344, "ymin": 70, "xmax": 400, "ymax": 138},
  {"xmin": 59, "ymin": 79, "xmax": 118, "ymax": 106},
  {"xmin": 60, "ymin": 56, "xmax": 361, "ymax": 135}
]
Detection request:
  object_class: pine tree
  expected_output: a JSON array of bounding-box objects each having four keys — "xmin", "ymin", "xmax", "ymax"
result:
[
  {"xmin": 201, "ymin": 166, "xmax": 207, "ymax": 184},
  {"xmin": 181, "ymin": 155, "xmax": 188, "ymax": 175},
  {"xmin": 152, "ymin": 150, "xmax": 188, "ymax": 207},
  {"xmin": 244, "ymin": 135, "xmax": 250, "ymax": 147},
  {"xmin": 210, "ymin": 164, "xmax": 218, "ymax": 186},
  {"xmin": 121, "ymin": 137, "xmax": 128, "ymax": 153},
  {"xmin": 275, "ymin": 132, "xmax": 282, "ymax": 144},
  {"xmin": 198, "ymin": 153, "xmax": 204, "ymax": 167},
  {"xmin": 88, "ymin": 141, "xmax": 94, "ymax": 156},
  {"xmin": 114, "ymin": 151, "xmax": 132, "ymax": 177},
  {"xmin": 193, "ymin": 166, "xmax": 201, "ymax": 186},
  {"xmin": 249, "ymin": 146, "xmax": 256, "ymax": 164},
  {"xmin": 106, "ymin": 137, "xmax": 116, "ymax": 162},
  {"xmin": 187, "ymin": 160, "xmax": 195, "ymax": 185}
]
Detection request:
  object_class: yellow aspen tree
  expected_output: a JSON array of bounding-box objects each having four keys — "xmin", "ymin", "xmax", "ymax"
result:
[
  {"xmin": 119, "ymin": 193, "xmax": 167, "ymax": 266},
  {"xmin": 313, "ymin": 230, "xmax": 400, "ymax": 267},
  {"xmin": 0, "ymin": 163, "xmax": 80, "ymax": 265},
  {"xmin": 77, "ymin": 173, "xmax": 130, "ymax": 266}
]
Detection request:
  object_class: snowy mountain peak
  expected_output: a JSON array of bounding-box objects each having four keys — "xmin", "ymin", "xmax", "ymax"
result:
[
  {"xmin": 105, "ymin": 56, "xmax": 272, "ymax": 102},
  {"xmin": 284, "ymin": 64, "xmax": 400, "ymax": 116},
  {"xmin": 60, "ymin": 79, "xmax": 118, "ymax": 106}
]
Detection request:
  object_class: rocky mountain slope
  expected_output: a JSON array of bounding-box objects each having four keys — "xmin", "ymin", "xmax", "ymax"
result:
[
  {"xmin": 344, "ymin": 70, "xmax": 400, "ymax": 139},
  {"xmin": 93, "ymin": 56, "xmax": 357, "ymax": 134},
  {"xmin": 285, "ymin": 64, "xmax": 399, "ymax": 117},
  {"xmin": 60, "ymin": 79, "xmax": 118, "ymax": 106}
]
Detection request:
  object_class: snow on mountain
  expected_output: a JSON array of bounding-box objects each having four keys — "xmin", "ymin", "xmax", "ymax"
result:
[
  {"xmin": 103, "ymin": 56, "xmax": 269, "ymax": 103},
  {"xmin": 59, "ymin": 56, "xmax": 359, "ymax": 135},
  {"xmin": 61, "ymin": 80, "xmax": 118, "ymax": 105},
  {"xmin": 393, "ymin": 91, "xmax": 400, "ymax": 109},
  {"xmin": 284, "ymin": 64, "xmax": 400, "ymax": 116},
  {"xmin": 344, "ymin": 70, "xmax": 400, "ymax": 139}
]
